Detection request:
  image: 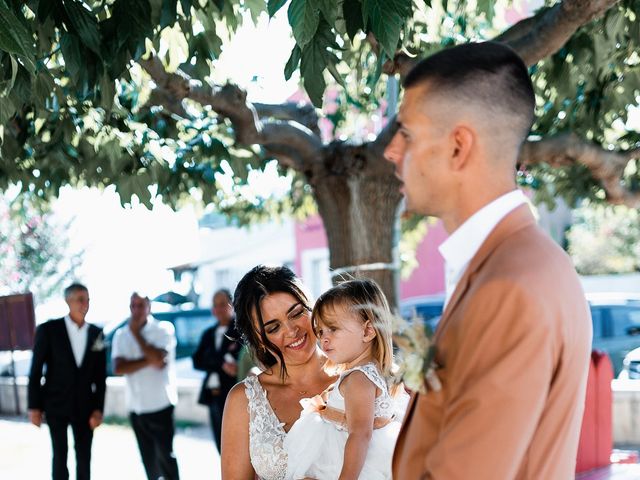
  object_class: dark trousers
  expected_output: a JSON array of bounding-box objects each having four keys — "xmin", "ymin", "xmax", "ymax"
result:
[
  {"xmin": 207, "ymin": 397, "xmax": 225, "ymax": 453},
  {"xmin": 47, "ymin": 415, "xmax": 93, "ymax": 480},
  {"xmin": 130, "ymin": 405, "xmax": 180, "ymax": 480}
]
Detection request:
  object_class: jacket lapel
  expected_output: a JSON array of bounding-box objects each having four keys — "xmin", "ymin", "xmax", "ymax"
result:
[{"xmin": 434, "ymin": 204, "xmax": 536, "ymax": 342}]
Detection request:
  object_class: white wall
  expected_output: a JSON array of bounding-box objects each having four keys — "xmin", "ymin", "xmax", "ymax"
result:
[{"xmin": 195, "ymin": 220, "xmax": 296, "ymax": 306}]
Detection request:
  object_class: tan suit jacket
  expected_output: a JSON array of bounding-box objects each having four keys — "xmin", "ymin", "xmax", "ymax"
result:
[{"xmin": 392, "ymin": 205, "xmax": 592, "ymax": 479}]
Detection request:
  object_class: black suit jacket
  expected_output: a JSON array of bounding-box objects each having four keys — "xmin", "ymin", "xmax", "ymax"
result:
[
  {"xmin": 28, "ymin": 318, "xmax": 107, "ymax": 420},
  {"xmin": 192, "ymin": 322, "xmax": 240, "ymax": 405}
]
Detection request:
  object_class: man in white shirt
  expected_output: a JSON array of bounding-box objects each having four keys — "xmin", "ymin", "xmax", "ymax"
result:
[
  {"xmin": 112, "ymin": 292, "xmax": 180, "ymax": 480},
  {"xmin": 385, "ymin": 42, "xmax": 592, "ymax": 479},
  {"xmin": 28, "ymin": 283, "xmax": 106, "ymax": 480}
]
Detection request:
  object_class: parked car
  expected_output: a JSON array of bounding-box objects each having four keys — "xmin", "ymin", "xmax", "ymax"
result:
[
  {"xmin": 104, "ymin": 307, "xmax": 215, "ymax": 375},
  {"xmin": 399, "ymin": 295, "xmax": 445, "ymax": 333},
  {"xmin": 589, "ymin": 293, "xmax": 640, "ymax": 377},
  {"xmin": 399, "ymin": 292, "xmax": 640, "ymax": 377}
]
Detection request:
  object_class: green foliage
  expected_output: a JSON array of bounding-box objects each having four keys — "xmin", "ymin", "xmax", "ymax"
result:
[
  {"xmin": 0, "ymin": 193, "xmax": 82, "ymax": 303},
  {"xmin": 567, "ymin": 202, "xmax": 640, "ymax": 275},
  {"xmin": 0, "ymin": 0, "xmax": 638, "ymax": 228}
]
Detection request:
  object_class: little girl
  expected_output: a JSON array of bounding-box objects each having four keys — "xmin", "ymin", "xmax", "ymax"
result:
[{"xmin": 284, "ymin": 279, "xmax": 408, "ymax": 480}]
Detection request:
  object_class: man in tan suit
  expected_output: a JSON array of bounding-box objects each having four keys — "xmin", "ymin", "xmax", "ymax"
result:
[{"xmin": 384, "ymin": 41, "xmax": 592, "ymax": 479}]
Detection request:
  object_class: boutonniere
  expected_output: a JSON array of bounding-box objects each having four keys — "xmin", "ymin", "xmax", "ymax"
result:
[
  {"xmin": 91, "ymin": 333, "xmax": 105, "ymax": 352},
  {"xmin": 392, "ymin": 315, "xmax": 441, "ymax": 394}
]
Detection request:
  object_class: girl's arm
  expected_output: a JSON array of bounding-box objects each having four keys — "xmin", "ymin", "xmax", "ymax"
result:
[
  {"xmin": 221, "ymin": 383, "xmax": 255, "ymax": 479},
  {"xmin": 339, "ymin": 371, "xmax": 377, "ymax": 480}
]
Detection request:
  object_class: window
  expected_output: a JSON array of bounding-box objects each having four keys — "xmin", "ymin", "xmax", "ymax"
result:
[{"xmin": 609, "ymin": 307, "xmax": 640, "ymax": 337}]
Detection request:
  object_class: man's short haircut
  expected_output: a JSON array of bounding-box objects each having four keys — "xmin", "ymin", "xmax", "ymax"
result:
[
  {"xmin": 403, "ymin": 41, "xmax": 535, "ymax": 142},
  {"xmin": 214, "ymin": 288, "xmax": 233, "ymax": 303},
  {"xmin": 130, "ymin": 292, "xmax": 151, "ymax": 304},
  {"xmin": 64, "ymin": 283, "xmax": 88, "ymax": 299}
]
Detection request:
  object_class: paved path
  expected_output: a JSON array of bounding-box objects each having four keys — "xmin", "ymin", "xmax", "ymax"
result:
[{"xmin": 0, "ymin": 416, "xmax": 220, "ymax": 479}]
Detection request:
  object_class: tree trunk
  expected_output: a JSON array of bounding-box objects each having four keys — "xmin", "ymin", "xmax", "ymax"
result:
[{"xmin": 308, "ymin": 141, "xmax": 403, "ymax": 309}]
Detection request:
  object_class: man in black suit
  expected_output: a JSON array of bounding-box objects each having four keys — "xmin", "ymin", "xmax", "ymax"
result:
[
  {"xmin": 192, "ymin": 288, "xmax": 240, "ymax": 452},
  {"xmin": 28, "ymin": 283, "xmax": 107, "ymax": 480}
]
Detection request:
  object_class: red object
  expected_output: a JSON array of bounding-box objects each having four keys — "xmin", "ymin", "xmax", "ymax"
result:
[
  {"xmin": 0, "ymin": 292, "xmax": 36, "ymax": 351},
  {"xmin": 576, "ymin": 351, "xmax": 614, "ymax": 473}
]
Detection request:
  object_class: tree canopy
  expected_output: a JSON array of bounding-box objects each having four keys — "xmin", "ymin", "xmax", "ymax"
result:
[
  {"xmin": 1, "ymin": 0, "xmax": 640, "ymax": 304},
  {"xmin": 0, "ymin": 0, "xmax": 638, "ymax": 214}
]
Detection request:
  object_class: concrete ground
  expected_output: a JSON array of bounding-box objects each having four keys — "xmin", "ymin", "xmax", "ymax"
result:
[{"xmin": 0, "ymin": 415, "xmax": 219, "ymax": 479}]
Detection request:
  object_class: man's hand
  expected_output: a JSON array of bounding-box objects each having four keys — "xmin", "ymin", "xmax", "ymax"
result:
[
  {"xmin": 29, "ymin": 409, "xmax": 43, "ymax": 427},
  {"xmin": 89, "ymin": 410, "xmax": 103, "ymax": 430},
  {"xmin": 148, "ymin": 355, "xmax": 167, "ymax": 369},
  {"xmin": 222, "ymin": 361, "xmax": 238, "ymax": 377}
]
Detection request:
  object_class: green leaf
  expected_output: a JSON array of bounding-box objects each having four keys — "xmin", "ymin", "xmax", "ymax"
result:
[
  {"xmin": 317, "ymin": 0, "xmax": 338, "ymax": 25},
  {"xmin": 160, "ymin": 0, "xmax": 178, "ymax": 27},
  {"xmin": 180, "ymin": 0, "xmax": 191, "ymax": 17},
  {"xmin": 33, "ymin": 70, "xmax": 56, "ymax": 104},
  {"xmin": 0, "ymin": 54, "xmax": 18, "ymax": 96},
  {"xmin": 604, "ymin": 8, "xmax": 625, "ymax": 41},
  {"xmin": 288, "ymin": 0, "xmax": 320, "ymax": 49},
  {"xmin": 60, "ymin": 33, "xmax": 83, "ymax": 79},
  {"xmin": 301, "ymin": 41, "xmax": 327, "ymax": 107},
  {"xmin": 284, "ymin": 45, "xmax": 301, "ymax": 80},
  {"xmin": 62, "ymin": 0, "xmax": 102, "ymax": 56},
  {"xmin": 0, "ymin": 1, "xmax": 36, "ymax": 72},
  {"xmin": 244, "ymin": 0, "xmax": 264, "ymax": 23},
  {"xmin": 267, "ymin": 0, "xmax": 287, "ymax": 17},
  {"xmin": 343, "ymin": 0, "xmax": 363, "ymax": 42},
  {"xmin": 362, "ymin": 0, "xmax": 410, "ymax": 58},
  {"xmin": 476, "ymin": 0, "xmax": 495, "ymax": 23},
  {"xmin": 99, "ymin": 74, "xmax": 116, "ymax": 111}
]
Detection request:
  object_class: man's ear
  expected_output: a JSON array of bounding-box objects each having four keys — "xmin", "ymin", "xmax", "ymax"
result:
[
  {"xmin": 363, "ymin": 321, "xmax": 377, "ymax": 343},
  {"xmin": 449, "ymin": 125, "xmax": 474, "ymax": 171}
]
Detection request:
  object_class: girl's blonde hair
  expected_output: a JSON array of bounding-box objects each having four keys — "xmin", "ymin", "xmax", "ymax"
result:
[{"xmin": 312, "ymin": 278, "xmax": 394, "ymax": 377}]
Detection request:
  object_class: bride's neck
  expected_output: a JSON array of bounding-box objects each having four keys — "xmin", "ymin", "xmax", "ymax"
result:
[{"xmin": 279, "ymin": 349, "xmax": 327, "ymax": 384}]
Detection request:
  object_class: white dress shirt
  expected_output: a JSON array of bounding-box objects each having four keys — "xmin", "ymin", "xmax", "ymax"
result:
[
  {"xmin": 64, "ymin": 315, "xmax": 89, "ymax": 367},
  {"xmin": 438, "ymin": 190, "xmax": 528, "ymax": 308},
  {"xmin": 111, "ymin": 317, "xmax": 178, "ymax": 414}
]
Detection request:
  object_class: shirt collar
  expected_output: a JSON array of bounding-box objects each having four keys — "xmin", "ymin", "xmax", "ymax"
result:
[
  {"xmin": 439, "ymin": 189, "xmax": 528, "ymax": 284},
  {"xmin": 64, "ymin": 314, "xmax": 87, "ymax": 331}
]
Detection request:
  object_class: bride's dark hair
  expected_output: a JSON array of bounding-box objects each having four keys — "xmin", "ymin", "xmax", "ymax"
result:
[{"xmin": 233, "ymin": 264, "xmax": 312, "ymax": 379}]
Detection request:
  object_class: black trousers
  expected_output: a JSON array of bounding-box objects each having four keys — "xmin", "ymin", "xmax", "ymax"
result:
[
  {"xmin": 47, "ymin": 415, "xmax": 93, "ymax": 480},
  {"xmin": 207, "ymin": 396, "xmax": 225, "ymax": 453},
  {"xmin": 130, "ymin": 405, "xmax": 180, "ymax": 480}
]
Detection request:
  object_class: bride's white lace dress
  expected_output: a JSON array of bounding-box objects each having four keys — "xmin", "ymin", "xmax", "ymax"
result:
[{"xmin": 244, "ymin": 374, "xmax": 289, "ymax": 480}]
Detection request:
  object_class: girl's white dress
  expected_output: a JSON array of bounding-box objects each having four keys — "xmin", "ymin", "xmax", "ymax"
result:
[{"xmin": 283, "ymin": 363, "xmax": 408, "ymax": 480}]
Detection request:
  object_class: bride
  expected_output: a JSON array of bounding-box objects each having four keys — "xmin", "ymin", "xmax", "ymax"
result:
[{"xmin": 221, "ymin": 265, "xmax": 336, "ymax": 480}]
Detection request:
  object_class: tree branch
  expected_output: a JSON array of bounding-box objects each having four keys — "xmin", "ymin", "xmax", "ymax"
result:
[
  {"xmin": 383, "ymin": 0, "xmax": 620, "ymax": 78},
  {"xmin": 495, "ymin": 0, "xmax": 620, "ymax": 66},
  {"xmin": 139, "ymin": 57, "xmax": 323, "ymax": 172},
  {"xmin": 520, "ymin": 133, "xmax": 640, "ymax": 207}
]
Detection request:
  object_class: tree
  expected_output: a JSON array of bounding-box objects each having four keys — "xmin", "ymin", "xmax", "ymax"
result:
[
  {"xmin": 567, "ymin": 202, "xmax": 640, "ymax": 274},
  {"xmin": 0, "ymin": 193, "xmax": 82, "ymax": 303},
  {"xmin": 0, "ymin": 0, "xmax": 638, "ymax": 306}
]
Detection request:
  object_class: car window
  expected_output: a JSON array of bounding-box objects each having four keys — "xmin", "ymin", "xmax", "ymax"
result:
[
  {"xmin": 173, "ymin": 315, "xmax": 213, "ymax": 347},
  {"xmin": 590, "ymin": 307, "xmax": 604, "ymax": 339},
  {"xmin": 609, "ymin": 307, "xmax": 640, "ymax": 337}
]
